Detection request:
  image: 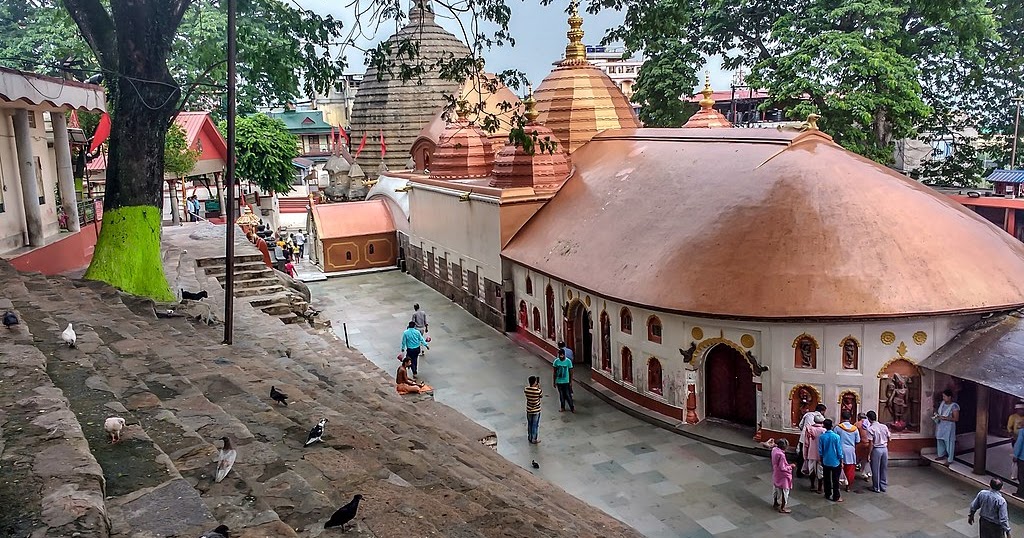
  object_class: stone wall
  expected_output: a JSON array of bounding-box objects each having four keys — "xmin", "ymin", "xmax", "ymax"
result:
[{"xmin": 404, "ymin": 238, "xmax": 503, "ymax": 330}]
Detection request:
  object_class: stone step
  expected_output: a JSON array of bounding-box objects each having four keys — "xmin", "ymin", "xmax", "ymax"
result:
[
  {"xmin": 260, "ymin": 302, "xmax": 296, "ymax": 316},
  {"xmin": 223, "ymin": 277, "xmax": 281, "ymax": 290},
  {"xmin": 196, "ymin": 254, "xmax": 265, "ymax": 268},
  {"xmin": 203, "ymin": 262, "xmax": 272, "ymax": 276},
  {"xmin": 210, "ymin": 268, "xmax": 273, "ymax": 281},
  {"xmin": 234, "ymin": 285, "xmax": 287, "ymax": 298},
  {"xmin": 277, "ymin": 313, "xmax": 304, "ymax": 324},
  {"xmin": 247, "ymin": 293, "xmax": 292, "ymax": 308}
]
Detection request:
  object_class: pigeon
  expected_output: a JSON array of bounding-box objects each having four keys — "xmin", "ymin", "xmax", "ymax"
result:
[
  {"xmin": 531, "ymin": 460, "xmax": 539, "ymax": 469},
  {"xmin": 61, "ymin": 323, "xmax": 76, "ymax": 348},
  {"xmin": 104, "ymin": 417, "xmax": 126, "ymax": 443},
  {"xmin": 305, "ymin": 418, "xmax": 327, "ymax": 447},
  {"xmin": 324, "ymin": 494, "xmax": 363, "ymax": 529},
  {"xmin": 2, "ymin": 311, "xmax": 17, "ymax": 328},
  {"xmin": 214, "ymin": 437, "xmax": 236, "ymax": 483},
  {"xmin": 181, "ymin": 289, "xmax": 209, "ymax": 301},
  {"xmin": 270, "ymin": 385, "xmax": 289, "ymax": 406},
  {"xmin": 199, "ymin": 524, "xmax": 230, "ymax": 538}
]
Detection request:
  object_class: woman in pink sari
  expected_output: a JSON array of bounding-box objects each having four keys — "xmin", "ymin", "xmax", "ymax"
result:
[{"xmin": 772, "ymin": 438, "xmax": 795, "ymax": 513}]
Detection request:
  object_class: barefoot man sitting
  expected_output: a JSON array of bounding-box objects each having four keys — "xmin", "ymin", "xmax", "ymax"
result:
[{"xmin": 396, "ymin": 357, "xmax": 433, "ymax": 394}]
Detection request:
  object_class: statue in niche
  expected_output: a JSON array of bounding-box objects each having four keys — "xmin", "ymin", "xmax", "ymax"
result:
[
  {"xmin": 799, "ymin": 339, "xmax": 814, "ymax": 367},
  {"xmin": 790, "ymin": 385, "xmax": 819, "ymax": 427},
  {"xmin": 885, "ymin": 373, "xmax": 912, "ymax": 431},
  {"xmin": 840, "ymin": 392, "xmax": 858, "ymax": 418},
  {"xmin": 843, "ymin": 339, "xmax": 858, "ymax": 369},
  {"xmin": 797, "ymin": 387, "xmax": 813, "ymax": 416}
]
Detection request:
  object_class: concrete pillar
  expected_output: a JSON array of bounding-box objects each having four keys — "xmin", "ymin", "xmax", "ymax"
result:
[
  {"xmin": 974, "ymin": 384, "xmax": 990, "ymax": 475},
  {"xmin": 12, "ymin": 109, "xmax": 44, "ymax": 247},
  {"xmin": 51, "ymin": 112, "xmax": 81, "ymax": 232}
]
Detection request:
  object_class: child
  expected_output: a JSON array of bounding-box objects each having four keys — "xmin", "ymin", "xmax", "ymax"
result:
[
  {"xmin": 772, "ymin": 438, "xmax": 795, "ymax": 513},
  {"xmin": 284, "ymin": 260, "xmax": 297, "ymax": 278}
]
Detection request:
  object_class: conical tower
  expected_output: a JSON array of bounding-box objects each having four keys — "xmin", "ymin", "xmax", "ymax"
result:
[{"xmin": 348, "ymin": 0, "xmax": 472, "ymax": 178}]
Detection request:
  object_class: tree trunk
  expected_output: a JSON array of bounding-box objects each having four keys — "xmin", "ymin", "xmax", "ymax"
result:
[{"xmin": 168, "ymin": 179, "xmax": 181, "ymax": 226}]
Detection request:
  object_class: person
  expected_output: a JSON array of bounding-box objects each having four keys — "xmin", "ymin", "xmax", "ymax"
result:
[
  {"xmin": 797, "ymin": 403, "xmax": 827, "ymax": 478},
  {"xmin": 552, "ymin": 349, "xmax": 574, "ymax": 413},
  {"xmin": 802, "ymin": 414, "xmax": 826, "ymax": 492},
  {"xmin": 934, "ymin": 388, "xmax": 961, "ymax": 466},
  {"xmin": 412, "ymin": 303, "xmax": 428, "ymax": 337},
  {"xmin": 284, "ymin": 260, "xmax": 297, "ymax": 278},
  {"xmin": 294, "ymin": 230, "xmax": 306, "ymax": 258},
  {"xmin": 525, "ymin": 376, "xmax": 543, "ymax": 444},
  {"xmin": 855, "ymin": 412, "xmax": 873, "ymax": 481},
  {"xmin": 771, "ymin": 438, "xmax": 795, "ymax": 514},
  {"xmin": 969, "ymin": 478, "xmax": 1011, "ymax": 538},
  {"xmin": 1007, "ymin": 403, "xmax": 1024, "ymax": 443},
  {"xmin": 185, "ymin": 196, "xmax": 194, "ymax": 221},
  {"xmin": 400, "ymin": 321, "xmax": 426, "ymax": 377},
  {"xmin": 866, "ymin": 410, "xmax": 891, "ymax": 493},
  {"xmin": 1013, "ymin": 427, "xmax": 1024, "ymax": 497},
  {"xmin": 396, "ymin": 357, "xmax": 432, "ymax": 394},
  {"xmin": 818, "ymin": 418, "xmax": 844, "ymax": 502},
  {"xmin": 836, "ymin": 411, "xmax": 861, "ymax": 492},
  {"xmin": 558, "ymin": 341, "xmax": 574, "ymax": 363}
]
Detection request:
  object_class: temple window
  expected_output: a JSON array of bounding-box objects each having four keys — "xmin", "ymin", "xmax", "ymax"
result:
[
  {"xmin": 620, "ymin": 307, "xmax": 632, "ymax": 334},
  {"xmin": 532, "ymin": 307, "xmax": 541, "ymax": 332},
  {"xmin": 545, "ymin": 286, "xmax": 556, "ymax": 340},
  {"xmin": 647, "ymin": 358, "xmax": 663, "ymax": 395},
  {"xmin": 345, "ymin": 251, "xmax": 352, "ymax": 261},
  {"xmin": 525, "ymin": 276, "xmax": 533, "ymax": 295},
  {"xmin": 622, "ymin": 347, "xmax": 634, "ymax": 384},
  {"xmin": 647, "ymin": 315, "xmax": 663, "ymax": 344},
  {"xmin": 840, "ymin": 336, "xmax": 860, "ymax": 370},
  {"xmin": 793, "ymin": 334, "xmax": 818, "ymax": 369},
  {"xmin": 600, "ymin": 311, "xmax": 611, "ymax": 371}
]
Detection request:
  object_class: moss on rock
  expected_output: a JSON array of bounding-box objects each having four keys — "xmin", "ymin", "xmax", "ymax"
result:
[{"xmin": 84, "ymin": 205, "xmax": 174, "ymax": 301}]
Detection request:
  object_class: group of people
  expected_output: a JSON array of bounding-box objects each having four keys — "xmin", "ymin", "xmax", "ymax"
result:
[
  {"xmin": 522, "ymin": 341, "xmax": 577, "ymax": 445},
  {"xmin": 772, "ymin": 403, "xmax": 895, "ymax": 513},
  {"xmin": 185, "ymin": 195, "xmax": 203, "ymax": 222},
  {"xmin": 396, "ymin": 304, "xmax": 431, "ymax": 395}
]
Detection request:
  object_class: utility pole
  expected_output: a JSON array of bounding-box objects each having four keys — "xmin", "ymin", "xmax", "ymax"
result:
[
  {"xmin": 1012, "ymin": 96, "xmax": 1023, "ymax": 169},
  {"xmin": 224, "ymin": 0, "xmax": 237, "ymax": 344}
]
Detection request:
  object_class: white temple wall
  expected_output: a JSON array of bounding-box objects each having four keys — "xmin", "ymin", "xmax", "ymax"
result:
[{"xmin": 408, "ymin": 186, "xmax": 502, "ymax": 284}]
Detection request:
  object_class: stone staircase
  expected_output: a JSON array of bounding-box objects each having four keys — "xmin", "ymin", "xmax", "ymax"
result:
[
  {"xmin": 0, "ymin": 258, "xmax": 639, "ymax": 538},
  {"xmin": 197, "ymin": 254, "xmax": 309, "ymax": 325}
]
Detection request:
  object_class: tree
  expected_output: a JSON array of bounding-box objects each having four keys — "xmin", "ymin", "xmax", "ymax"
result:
[
  {"xmin": 227, "ymin": 114, "xmax": 299, "ymax": 195},
  {"xmin": 164, "ymin": 123, "xmax": 200, "ymax": 226},
  {"xmin": 51, "ymin": 0, "xmax": 345, "ymax": 300}
]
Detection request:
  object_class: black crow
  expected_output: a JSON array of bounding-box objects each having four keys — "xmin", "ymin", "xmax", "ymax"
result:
[
  {"xmin": 2, "ymin": 311, "xmax": 17, "ymax": 328},
  {"xmin": 270, "ymin": 386, "xmax": 289, "ymax": 406},
  {"xmin": 324, "ymin": 494, "xmax": 363, "ymax": 529},
  {"xmin": 199, "ymin": 524, "xmax": 230, "ymax": 538}
]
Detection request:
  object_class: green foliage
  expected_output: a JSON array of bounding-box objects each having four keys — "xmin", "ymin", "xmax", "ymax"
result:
[
  {"xmin": 164, "ymin": 123, "xmax": 200, "ymax": 179},
  {"xmin": 0, "ymin": 0, "xmax": 93, "ymax": 76},
  {"xmin": 226, "ymin": 114, "xmax": 299, "ymax": 194},
  {"xmin": 84, "ymin": 206, "xmax": 175, "ymax": 301}
]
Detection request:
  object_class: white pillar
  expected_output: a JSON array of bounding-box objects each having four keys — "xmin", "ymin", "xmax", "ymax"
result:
[
  {"xmin": 12, "ymin": 109, "xmax": 44, "ymax": 246},
  {"xmin": 51, "ymin": 112, "xmax": 81, "ymax": 232}
]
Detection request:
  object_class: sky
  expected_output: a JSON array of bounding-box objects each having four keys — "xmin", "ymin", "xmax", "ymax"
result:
[{"xmin": 298, "ymin": 0, "xmax": 735, "ymax": 96}]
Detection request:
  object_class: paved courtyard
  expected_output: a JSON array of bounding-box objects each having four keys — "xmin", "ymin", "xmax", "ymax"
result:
[{"xmin": 309, "ymin": 270, "xmax": 1024, "ymax": 538}]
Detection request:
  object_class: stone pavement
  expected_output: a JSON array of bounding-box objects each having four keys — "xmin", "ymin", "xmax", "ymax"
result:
[{"xmin": 311, "ymin": 270, "xmax": 1024, "ymax": 538}]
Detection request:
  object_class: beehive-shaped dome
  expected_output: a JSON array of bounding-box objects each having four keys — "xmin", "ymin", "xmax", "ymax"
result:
[
  {"xmin": 429, "ymin": 106, "xmax": 495, "ymax": 179},
  {"xmin": 348, "ymin": 0, "xmax": 471, "ymax": 176},
  {"xmin": 534, "ymin": 4, "xmax": 639, "ymax": 154},
  {"xmin": 683, "ymin": 74, "xmax": 733, "ymax": 128},
  {"xmin": 490, "ymin": 93, "xmax": 570, "ymax": 190}
]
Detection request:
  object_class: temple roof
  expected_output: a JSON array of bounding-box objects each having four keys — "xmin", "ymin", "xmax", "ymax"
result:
[
  {"xmin": 490, "ymin": 92, "xmax": 570, "ymax": 190},
  {"xmin": 429, "ymin": 106, "xmax": 495, "ymax": 179},
  {"xmin": 311, "ymin": 199, "xmax": 396, "ymax": 239},
  {"xmin": 682, "ymin": 75, "xmax": 733, "ymax": 129},
  {"xmin": 502, "ymin": 127, "xmax": 1024, "ymax": 320}
]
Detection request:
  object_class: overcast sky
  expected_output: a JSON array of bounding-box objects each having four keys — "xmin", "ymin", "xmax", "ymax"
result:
[{"xmin": 299, "ymin": 0, "xmax": 735, "ymax": 96}]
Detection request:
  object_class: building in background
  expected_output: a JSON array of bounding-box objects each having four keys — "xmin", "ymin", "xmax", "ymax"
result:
[
  {"xmin": 317, "ymin": 74, "xmax": 363, "ymax": 129},
  {"xmin": 584, "ymin": 45, "xmax": 643, "ymax": 111}
]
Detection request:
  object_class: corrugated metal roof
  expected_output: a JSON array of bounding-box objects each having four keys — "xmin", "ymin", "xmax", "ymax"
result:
[
  {"xmin": 311, "ymin": 200, "xmax": 396, "ymax": 239},
  {"xmin": 987, "ymin": 169, "xmax": 1024, "ymax": 183},
  {"xmin": 919, "ymin": 311, "xmax": 1024, "ymax": 399}
]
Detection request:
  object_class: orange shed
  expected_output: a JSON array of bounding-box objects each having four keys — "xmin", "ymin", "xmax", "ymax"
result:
[{"xmin": 310, "ymin": 200, "xmax": 397, "ymax": 273}]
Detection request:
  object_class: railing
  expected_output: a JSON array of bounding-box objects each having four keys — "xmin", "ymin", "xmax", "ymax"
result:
[{"xmin": 77, "ymin": 198, "xmax": 103, "ymax": 227}]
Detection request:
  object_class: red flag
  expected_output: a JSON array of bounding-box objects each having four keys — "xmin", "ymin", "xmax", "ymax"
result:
[
  {"xmin": 379, "ymin": 129, "xmax": 387, "ymax": 157},
  {"xmin": 339, "ymin": 126, "xmax": 350, "ymax": 147},
  {"xmin": 354, "ymin": 133, "xmax": 367, "ymax": 158},
  {"xmin": 89, "ymin": 112, "xmax": 111, "ymax": 153}
]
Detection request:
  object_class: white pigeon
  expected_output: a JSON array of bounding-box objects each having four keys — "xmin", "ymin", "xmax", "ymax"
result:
[
  {"xmin": 214, "ymin": 437, "xmax": 236, "ymax": 483},
  {"xmin": 104, "ymin": 417, "xmax": 126, "ymax": 443},
  {"xmin": 61, "ymin": 323, "xmax": 76, "ymax": 348}
]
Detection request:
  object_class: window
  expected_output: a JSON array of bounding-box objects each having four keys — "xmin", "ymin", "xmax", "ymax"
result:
[
  {"xmin": 647, "ymin": 358, "xmax": 663, "ymax": 395},
  {"xmin": 345, "ymin": 251, "xmax": 352, "ymax": 261},
  {"xmin": 27, "ymin": 111, "xmax": 36, "ymax": 129},
  {"xmin": 647, "ymin": 315, "xmax": 662, "ymax": 344},
  {"xmin": 525, "ymin": 276, "xmax": 533, "ymax": 295},
  {"xmin": 545, "ymin": 285, "xmax": 556, "ymax": 340},
  {"xmin": 368, "ymin": 244, "xmax": 375, "ymax": 255},
  {"xmin": 620, "ymin": 307, "xmax": 632, "ymax": 334},
  {"xmin": 600, "ymin": 311, "xmax": 611, "ymax": 371},
  {"xmin": 532, "ymin": 307, "xmax": 541, "ymax": 332},
  {"xmin": 621, "ymin": 347, "xmax": 634, "ymax": 384}
]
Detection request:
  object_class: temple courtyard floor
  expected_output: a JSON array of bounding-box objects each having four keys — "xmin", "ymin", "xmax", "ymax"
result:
[{"xmin": 309, "ymin": 270, "xmax": 1024, "ymax": 538}]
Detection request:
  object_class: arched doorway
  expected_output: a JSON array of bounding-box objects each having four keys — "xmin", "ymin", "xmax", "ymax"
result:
[
  {"xmin": 564, "ymin": 302, "xmax": 593, "ymax": 366},
  {"xmin": 704, "ymin": 344, "xmax": 757, "ymax": 426}
]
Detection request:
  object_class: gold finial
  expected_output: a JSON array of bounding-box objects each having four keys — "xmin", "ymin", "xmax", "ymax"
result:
[
  {"xmin": 698, "ymin": 71, "xmax": 714, "ymax": 110},
  {"xmin": 805, "ymin": 113, "xmax": 820, "ymax": 131},
  {"xmin": 561, "ymin": 1, "xmax": 587, "ymax": 66},
  {"xmin": 524, "ymin": 84, "xmax": 538, "ymax": 123}
]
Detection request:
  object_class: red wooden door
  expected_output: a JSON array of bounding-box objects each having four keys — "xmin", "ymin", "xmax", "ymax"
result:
[{"xmin": 705, "ymin": 345, "xmax": 756, "ymax": 426}]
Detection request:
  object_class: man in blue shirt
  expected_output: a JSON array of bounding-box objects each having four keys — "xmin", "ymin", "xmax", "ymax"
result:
[
  {"xmin": 400, "ymin": 321, "xmax": 426, "ymax": 377},
  {"xmin": 969, "ymin": 478, "xmax": 1011, "ymax": 538},
  {"xmin": 1014, "ymin": 428, "xmax": 1024, "ymax": 497},
  {"xmin": 818, "ymin": 418, "xmax": 844, "ymax": 502},
  {"xmin": 558, "ymin": 341, "xmax": 574, "ymax": 363},
  {"xmin": 552, "ymin": 349, "xmax": 574, "ymax": 413}
]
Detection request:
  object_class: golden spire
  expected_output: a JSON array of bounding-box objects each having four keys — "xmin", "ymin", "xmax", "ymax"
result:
[
  {"xmin": 561, "ymin": 1, "xmax": 587, "ymax": 66},
  {"xmin": 698, "ymin": 71, "xmax": 715, "ymax": 110},
  {"xmin": 524, "ymin": 84, "xmax": 538, "ymax": 123}
]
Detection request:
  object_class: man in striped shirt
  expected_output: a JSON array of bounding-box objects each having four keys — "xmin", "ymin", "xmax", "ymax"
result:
[{"xmin": 525, "ymin": 376, "xmax": 543, "ymax": 444}]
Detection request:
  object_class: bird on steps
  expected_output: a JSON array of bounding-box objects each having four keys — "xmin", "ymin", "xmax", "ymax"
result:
[
  {"xmin": 215, "ymin": 436, "xmax": 236, "ymax": 483},
  {"xmin": 181, "ymin": 289, "xmax": 209, "ymax": 301},
  {"xmin": 270, "ymin": 385, "xmax": 289, "ymax": 406},
  {"xmin": 104, "ymin": 417, "xmax": 126, "ymax": 443},
  {"xmin": 305, "ymin": 418, "xmax": 327, "ymax": 447},
  {"xmin": 531, "ymin": 460, "xmax": 539, "ymax": 469},
  {"xmin": 199, "ymin": 524, "xmax": 230, "ymax": 538},
  {"xmin": 324, "ymin": 494, "xmax": 363, "ymax": 529},
  {"xmin": 2, "ymin": 311, "xmax": 17, "ymax": 328},
  {"xmin": 61, "ymin": 323, "xmax": 76, "ymax": 348}
]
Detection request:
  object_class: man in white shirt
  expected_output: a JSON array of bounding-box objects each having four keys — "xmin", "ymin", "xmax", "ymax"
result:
[
  {"xmin": 294, "ymin": 231, "xmax": 305, "ymax": 258},
  {"xmin": 797, "ymin": 403, "xmax": 827, "ymax": 477}
]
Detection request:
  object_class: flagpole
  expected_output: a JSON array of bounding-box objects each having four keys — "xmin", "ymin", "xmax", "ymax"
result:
[{"xmin": 223, "ymin": 0, "xmax": 237, "ymax": 344}]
